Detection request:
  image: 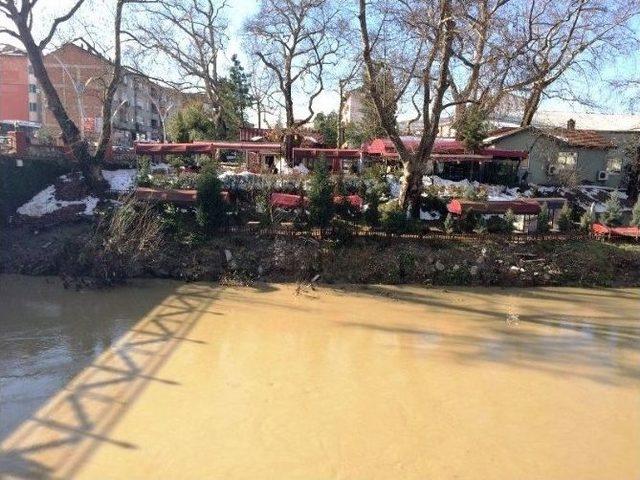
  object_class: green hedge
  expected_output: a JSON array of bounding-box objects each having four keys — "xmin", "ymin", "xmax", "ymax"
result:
[{"xmin": 0, "ymin": 155, "xmax": 72, "ymax": 223}]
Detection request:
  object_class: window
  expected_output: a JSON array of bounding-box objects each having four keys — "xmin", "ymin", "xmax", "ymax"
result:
[
  {"xmin": 606, "ymin": 157, "xmax": 622, "ymax": 174},
  {"xmin": 556, "ymin": 151, "xmax": 577, "ymax": 169},
  {"xmin": 29, "ymin": 84, "xmax": 37, "ymax": 93},
  {"xmin": 29, "ymin": 102, "xmax": 38, "ymax": 112}
]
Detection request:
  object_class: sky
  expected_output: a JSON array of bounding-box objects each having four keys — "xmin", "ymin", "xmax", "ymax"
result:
[{"xmin": 1, "ymin": 0, "xmax": 639, "ymax": 125}]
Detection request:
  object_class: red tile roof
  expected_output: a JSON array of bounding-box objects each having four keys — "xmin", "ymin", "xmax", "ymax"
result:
[
  {"xmin": 547, "ymin": 128, "xmax": 616, "ymax": 149},
  {"xmin": 485, "ymin": 126, "xmax": 616, "ymax": 149}
]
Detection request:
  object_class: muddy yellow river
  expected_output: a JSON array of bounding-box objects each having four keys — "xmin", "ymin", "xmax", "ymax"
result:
[{"xmin": 1, "ymin": 276, "xmax": 639, "ymax": 479}]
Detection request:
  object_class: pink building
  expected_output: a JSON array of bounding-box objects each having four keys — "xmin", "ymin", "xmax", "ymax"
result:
[{"xmin": 0, "ymin": 44, "xmax": 40, "ymax": 124}]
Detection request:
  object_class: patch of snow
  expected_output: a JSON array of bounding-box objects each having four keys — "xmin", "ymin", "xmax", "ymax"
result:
[
  {"xmin": 420, "ymin": 209, "xmax": 441, "ymax": 221},
  {"xmin": 293, "ymin": 163, "xmax": 309, "ymax": 175},
  {"xmin": 218, "ymin": 170, "xmax": 257, "ymax": 180},
  {"xmin": 102, "ymin": 169, "xmax": 136, "ymax": 192},
  {"xmin": 151, "ymin": 162, "xmax": 171, "ymax": 173},
  {"xmin": 485, "ymin": 185, "xmax": 519, "ymax": 201},
  {"xmin": 17, "ymin": 183, "xmax": 99, "ymax": 218},
  {"xmin": 536, "ymin": 186, "xmax": 560, "ymax": 195},
  {"xmin": 386, "ymin": 174, "xmax": 401, "ymax": 198}
]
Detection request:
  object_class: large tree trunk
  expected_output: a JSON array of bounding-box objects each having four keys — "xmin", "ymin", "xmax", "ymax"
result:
[
  {"xmin": 521, "ymin": 83, "xmax": 544, "ymax": 127},
  {"xmin": 15, "ymin": 15, "xmax": 104, "ymax": 190},
  {"xmin": 626, "ymin": 145, "xmax": 640, "ymax": 203},
  {"xmin": 398, "ymin": 157, "xmax": 424, "ymax": 219},
  {"xmin": 283, "ymin": 133, "xmax": 294, "ymax": 165},
  {"xmin": 94, "ymin": 0, "xmax": 124, "ymax": 169}
]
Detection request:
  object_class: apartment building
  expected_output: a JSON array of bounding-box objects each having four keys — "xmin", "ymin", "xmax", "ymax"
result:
[
  {"xmin": 341, "ymin": 88, "xmax": 365, "ymax": 125},
  {"xmin": 0, "ymin": 44, "xmax": 41, "ymax": 124}
]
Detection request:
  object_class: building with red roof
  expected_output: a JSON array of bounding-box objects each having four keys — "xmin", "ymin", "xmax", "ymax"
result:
[{"xmin": 365, "ymin": 136, "xmax": 527, "ymax": 184}]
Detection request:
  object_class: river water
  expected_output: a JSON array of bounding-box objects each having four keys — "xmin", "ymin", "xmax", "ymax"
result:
[{"xmin": 0, "ymin": 275, "xmax": 638, "ymax": 479}]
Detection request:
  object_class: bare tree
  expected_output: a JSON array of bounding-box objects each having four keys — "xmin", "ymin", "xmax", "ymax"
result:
[
  {"xmin": 126, "ymin": 0, "xmax": 228, "ymax": 110},
  {"xmin": 359, "ymin": 0, "xmax": 456, "ymax": 216},
  {"xmin": 245, "ymin": 0, "xmax": 344, "ymax": 162},
  {"xmin": 448, "ymin": 0, "xmax": 519, "ymax": 120},
  {"xmin": 0, "ymin": 0, "xmax": 129, "ymax": 189},
  {"xmin": 513, "ymin": 0, "xmax": 640, "ymax": 126},
  {"xmin": 248, "ymin": 62, "xmax": 277, "ymax": 130}
]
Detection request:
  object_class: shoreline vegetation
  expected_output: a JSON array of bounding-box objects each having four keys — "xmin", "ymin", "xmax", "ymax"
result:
[
  {"xmin": 3, "ymin": 220, "xmax": 640, "ymax": 289},
  {"xmin": 4, "ymin": 160, "xmax": 640, "ymax": 290}
]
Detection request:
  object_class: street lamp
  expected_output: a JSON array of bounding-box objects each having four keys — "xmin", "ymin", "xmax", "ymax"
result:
[
  {"xmin": 51, "ymin": 54, "xmax": 97, "ymax": 138},
  {"xmin": 110, "ymin": 99, "xmax": 129, "ymax": 145}
]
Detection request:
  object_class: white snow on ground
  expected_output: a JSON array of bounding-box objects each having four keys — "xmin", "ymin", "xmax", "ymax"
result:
[
  {"xmin": 293, "ymin": 163, "xmax": 310, "ymax": 175},
  {"xmin": 275, "ymin": 158, "xmax": 310, "ymax": 176},
  {"xmin": 218, "ymin": 170, "xmax": 257, "ymax": 180},
  {"xmin": 17, "ymin": 183, "xmax": 99, "ymax": 218},
  {"xmin": 151, "ymin": 162, "xmax": 171, "ymax": 173},
  {"xmin": 102, "ymin": 169, "xmax": 136, "ymax": 192},
  {"xmin": 386, "ymin": 175, "xmax": 401, "ymax": 197},
  {"xmin": 424, "ymin": 176, "xmax": 477, "ymax": 191},
  {"xmin": 420, "ymin": 209, "xmax": 441, "ymax": 221}
]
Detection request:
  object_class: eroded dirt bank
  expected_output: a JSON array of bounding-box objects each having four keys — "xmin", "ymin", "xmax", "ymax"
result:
[{"xmin": 2, "ymin": 223, "xmax": 640, "ymax": 287}]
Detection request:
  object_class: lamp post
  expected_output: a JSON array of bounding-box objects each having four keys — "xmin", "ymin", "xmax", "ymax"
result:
[
  {"xmin": 146, "ymin": 93, "xmax": 175, "ymax": 142},
  {"xmin": 110, "ymin": 99, "xmax": 129, "ymax": 145},
  {"xmin": 51, "ymin": 54, "xmax": 97, "ymax": 138}
]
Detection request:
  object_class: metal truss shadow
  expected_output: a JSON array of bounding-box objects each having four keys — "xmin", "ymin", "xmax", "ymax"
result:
[{"xmin": 0, "ymin": 283, "xmax": 219, "ymax": 480}]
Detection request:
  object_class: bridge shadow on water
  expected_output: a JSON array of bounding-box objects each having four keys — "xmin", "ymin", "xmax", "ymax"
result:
[{"xmin": 0, "ymin": 282, "xmax": 220, "ymax": 480}]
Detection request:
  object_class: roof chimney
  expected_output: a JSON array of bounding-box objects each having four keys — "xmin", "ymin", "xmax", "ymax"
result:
[{"xmin": 567, "ymin": 118, "xmax": 576, "ymax": 130}]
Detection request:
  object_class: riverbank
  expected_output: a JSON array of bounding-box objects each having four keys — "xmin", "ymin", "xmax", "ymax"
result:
[{"xmin": 2, "ymin": 222, "xmax": 640, "ymax": 287}]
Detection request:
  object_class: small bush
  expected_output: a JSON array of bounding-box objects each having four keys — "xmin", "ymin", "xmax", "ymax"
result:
[
  {"xmin": 459, "ymin": 211, "xmax": 477, "ymax": 233},
  {"xmin": 537, "ymin": 203, "xmax": 550, "ymax": 233},
  {"xmin": 256, "ymin": 189, "xmax": 273, "ymax": 226},
  {"xmin": 486, "ymin": 215, "xmax": 511, "ymax": 233},
  {"xmin": 504, "ymin": 209, "xmax": 516, "ymax": 233},
  {"xmin": 580, "ymin": 209, "xmax": 596, "ymax": 231},
  {"xmin": 364, "ymin": 186, "xmax": 381, "ymax": 227},
  {"xmin": 331, "ymin": 218, "xmax": 355, "ymax": 246},
  {"xmin": 557, "ymin": 202, "xmax": 573, "ymax": 232},
  {"xmin": 196, "ymin": 162, "xmax": 227, "ymax": 234},
  {"xmin": 476, "ymin": 215, "xmax": 488, "ymax": 233},
  {"xmin": 160, "ymin": 203, "xmax": 195, "ymax": 239},
  {"xmin": 462, "ymin": 184, "xmax": 478, "ymax": 200},
  {"xmin": 308, "ymin": 161, "xmax": 335, "ymax": 228},
  {"xmin": 443, "ymin": 213, "xmax": 456, "ymax": 233},
  {"xmin": 381, "ymin": 203, "xmax": 418, "ymax": 234},
  {"xmin": 601, "ymin": 191, "xmax": 623, "ymax": 226},
  {"xmin": 136, "ymin": 156, "xmax": 152, "ymax": 187},
  {"xmin": 80, "ymin": 197, "xmax": 164, "ymax": 285}
]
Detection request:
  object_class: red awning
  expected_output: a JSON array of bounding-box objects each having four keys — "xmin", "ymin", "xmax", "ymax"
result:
[
  {"xmin": 592, "ymin": 223, "xmax": 640, "ymax": 238},
  {"xmin": 270, "ymin": 193, "xmax": 364, "ymax": 210},
  {"xmin": 135, "ymin": 141, "xmax": 281, "ymax": 156},
  {"xmin": 366, "ymin": 137, "xmax": 527, "ymax": 160},
  {"xmin": 447, "ymin": 199, "xmax": 541, "ymax": 215},
  {"xmin": 270, "ymin": 193, "xmax": 307, "ymax": 208},
  {"xmin": 293, "ymin": 148, "xmax": 361, "ymax": 160},
  {"xmin": 334, "ymin": 195, "xmax": 363, "ymax": 209}
]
